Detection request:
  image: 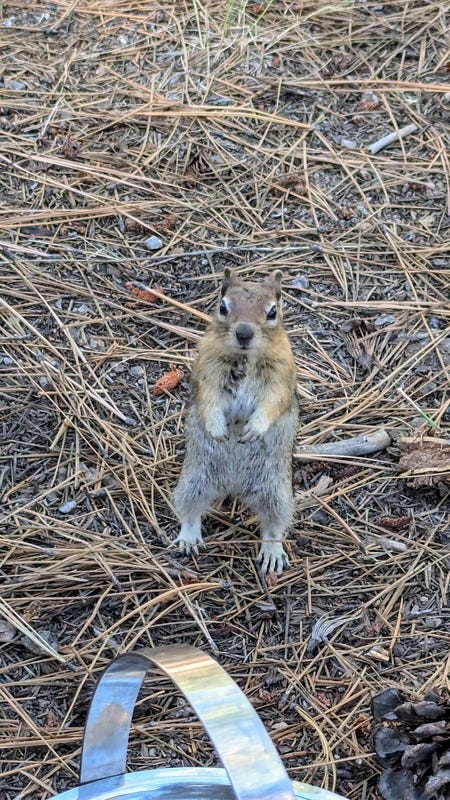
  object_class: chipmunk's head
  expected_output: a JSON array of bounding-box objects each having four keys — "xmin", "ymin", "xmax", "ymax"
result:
[{"xmin": 216, "ymin": 268, "xmax": 283, "ymax": 353}]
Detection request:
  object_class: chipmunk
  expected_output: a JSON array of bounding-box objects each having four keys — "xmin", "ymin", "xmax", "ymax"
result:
[{"xmin": 173, "ymin": 268, "xmax": 298, "ymax": 573}]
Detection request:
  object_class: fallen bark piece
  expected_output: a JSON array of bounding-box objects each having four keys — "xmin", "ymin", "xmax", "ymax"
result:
[
  {"xmin": 398, "ymin": 437, "xmax": 450, "ymax": 487},
  {"xmin": 368, "ymin": 123, "xmax": 418, "ymax": 155},
  {"xmin": 295, "ymin": 429, "xmax": 391, "ymax": 461}
]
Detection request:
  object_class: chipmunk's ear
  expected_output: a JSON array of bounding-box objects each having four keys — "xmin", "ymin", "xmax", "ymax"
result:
[
  {"xmin": 268, "ymin": 269, "xmax": 283, "ymax": 300},
  {"xmin": 221, "ymin": 267, "xmax": 237, "ymax": 296}
]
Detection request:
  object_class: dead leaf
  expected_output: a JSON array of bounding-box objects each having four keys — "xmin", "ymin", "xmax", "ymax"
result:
[
  {"xmin": 125, "ymin": 216, "xmax": 178, "ymax": 235},
  {"xmin": 259, "ymin": 687, "xmax": 283, "ymax": 703},
  {"xmin": 62, "ymin": 136, "xmax": 80, "ymax": 159},
  {"xmin": 59, "ymin": 222, "xmax": 87, "ymax": 236},
  {"xmin": 153, "ymin": 214, "xmax": 178, "ymax": 233},
  {"xmin": 45, "ymin": 710, "xmax": 60, "ymax": 729},
  {"xmin": 125, "ymin": 219, "xmax": 146, "ymax": 234},
  {"xmin": 339, "ymin": 206, "xmax": 355, "ymax": 220},
  {"xmin": 71, "ymin": 222, "xmax": 87, "ymax": 234},
  {"xmin": 153, "ymin": 365, "xmax": 184, "ymax": 396},
  {"xmin": 248, "ymin": 4, "xmax": 265, "ymax": 15},
  {"xmin": 125, "ymin": 282, "xmax": 163, "ymax": 303},
  {"xmin": 356, "ymin": 91, "xmax": 380, "ymax": 112},
  {"xmin": 354, "ymin": 715, "xmax": 371, "ymax": 735},
  {"xmin": 398, "ymin": 438, "xmax": 450, "ymax": 487},
  {"xmin": 272, "ymin": 172, "xmax": 306, "ymax": 196}
]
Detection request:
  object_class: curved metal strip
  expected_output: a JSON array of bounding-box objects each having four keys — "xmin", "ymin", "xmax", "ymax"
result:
[
  {"xmin": 80, "ymin": 651, "xmax": 151, "ymax": 785},
  {"xmin": 80, "ymin": 645, "xmax": 296, "ymax": 800}
]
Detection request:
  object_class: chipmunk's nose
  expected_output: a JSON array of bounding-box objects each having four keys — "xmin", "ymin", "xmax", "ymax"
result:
[{"xmin": 235, "ymin": 323, "xmax": 254, "ymax": 348}]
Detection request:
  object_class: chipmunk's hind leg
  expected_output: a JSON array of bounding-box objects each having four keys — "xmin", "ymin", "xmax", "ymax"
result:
[
  {"xmin": 172, "ymin": 473, "xmax": 218, "ymax": 555},
  {"xmin": 250, "ymin": 484, "xmax": 294, "ymax": 574}
]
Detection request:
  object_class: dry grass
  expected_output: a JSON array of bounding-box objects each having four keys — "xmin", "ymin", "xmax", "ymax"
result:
[{"xmin": 1, "ymin": 2, "xmax": 449, "ymax": 798}]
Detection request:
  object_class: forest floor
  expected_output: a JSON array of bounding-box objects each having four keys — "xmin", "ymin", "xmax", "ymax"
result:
[{"xmin": 1, "ymin": 2, "xmax": 449, "ymax": 799}]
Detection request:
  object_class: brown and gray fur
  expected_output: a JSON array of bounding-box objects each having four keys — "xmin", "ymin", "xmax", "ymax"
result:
[{"xmin": 173, "ymin": 268, "xmax": 298, "ymax": 573}]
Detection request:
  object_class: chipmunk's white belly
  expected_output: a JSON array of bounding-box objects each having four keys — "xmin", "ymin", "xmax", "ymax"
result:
[{"xmin": 226, "ymin": 381, "xmax": 256, "ymax": 425}]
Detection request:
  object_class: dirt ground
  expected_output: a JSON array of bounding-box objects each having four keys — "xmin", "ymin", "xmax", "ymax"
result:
[{"xmin": 1, "ymin": 2, "xmax": 449, "ymax": 799}]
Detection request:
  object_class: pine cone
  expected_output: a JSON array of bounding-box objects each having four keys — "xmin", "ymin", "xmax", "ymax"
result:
[{"xmin": 371, "ymin": 687, "xmax": 450, "ymax": 799}]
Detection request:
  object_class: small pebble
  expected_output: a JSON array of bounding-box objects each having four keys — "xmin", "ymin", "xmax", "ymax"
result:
[
  {"xmin": 144, "ymin": 235, "xmax": 163, "ymax": 251},
  {"xmin": 76, "ymin": 304, "xmax": 89, "ymax": 314},
  {"xmin": 374, "ymin": 314, "xmax": 396, "ymax": 327},
  {"xmin": 271, "ymin": 720, "xmax": 289, "ymax": 731},
  {"xmin": 290, "ymin": 274, "xmax": 309, "ymax": 289},
  {"xmin": 111, "ymin": 362, "xmax": 126, "ymax": 373},
  {"xmin": 4, "ymin": 78, "xmax": 26, "ymax": 90},
  {"xmin": 310, "ymin": 509, "xmax": 330, "ymax": 525},
  {"xmin": 129, "ymin": 365, "xmax": 144, "ymax": 378},
  {"xmin": 59, "ymin": 499, "xmax": 77, "ymax": 514}
]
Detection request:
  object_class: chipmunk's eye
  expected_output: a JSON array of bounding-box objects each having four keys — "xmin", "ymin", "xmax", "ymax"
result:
[
  {"xmin": 219, "ymin": 300, "xmax": 229, "ymax": 316},
  {"xmin": 266, "ymin": 305, "xmax": 277, "ymax": 320}
]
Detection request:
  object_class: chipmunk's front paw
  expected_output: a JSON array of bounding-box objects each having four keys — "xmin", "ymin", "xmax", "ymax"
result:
[
  {"xmin": 205, "ymin": 410, "xmax": 228, "ymax": 441},
  {"xmin": 256, "ymin": 542, "xmax": 289, "ymax": 575},
  {"xmin": 238, "ymin": 413, "xmax": 269, "ymax": 443}
]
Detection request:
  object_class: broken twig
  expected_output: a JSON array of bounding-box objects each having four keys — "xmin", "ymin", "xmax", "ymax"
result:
[
  {"xmin": 367, "ymin": 123, "xmax": 418, "ymax": 155},
  {"xmin": 295, "ymin": 429, "xmax": 391, "ymax": 461}
]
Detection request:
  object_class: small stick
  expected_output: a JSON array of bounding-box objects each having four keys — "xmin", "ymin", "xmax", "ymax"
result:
[
  {"xmin": 130, "ymin": 281, "xmax": 211, "ymax": 323},
  {"xmin": 295, "ymin": 428, "xmax": 391, "ymax": 461},
  {"xmin": 367, "ymin": 123, "xmax": 418, "ymax": 155},
  {"xmin": 36, "ymin": 98, "xmax": 61, "ymax": 142},
  {"xmin": 314, "ymin": 495, "xmax": 363, "ymax": 548}
]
